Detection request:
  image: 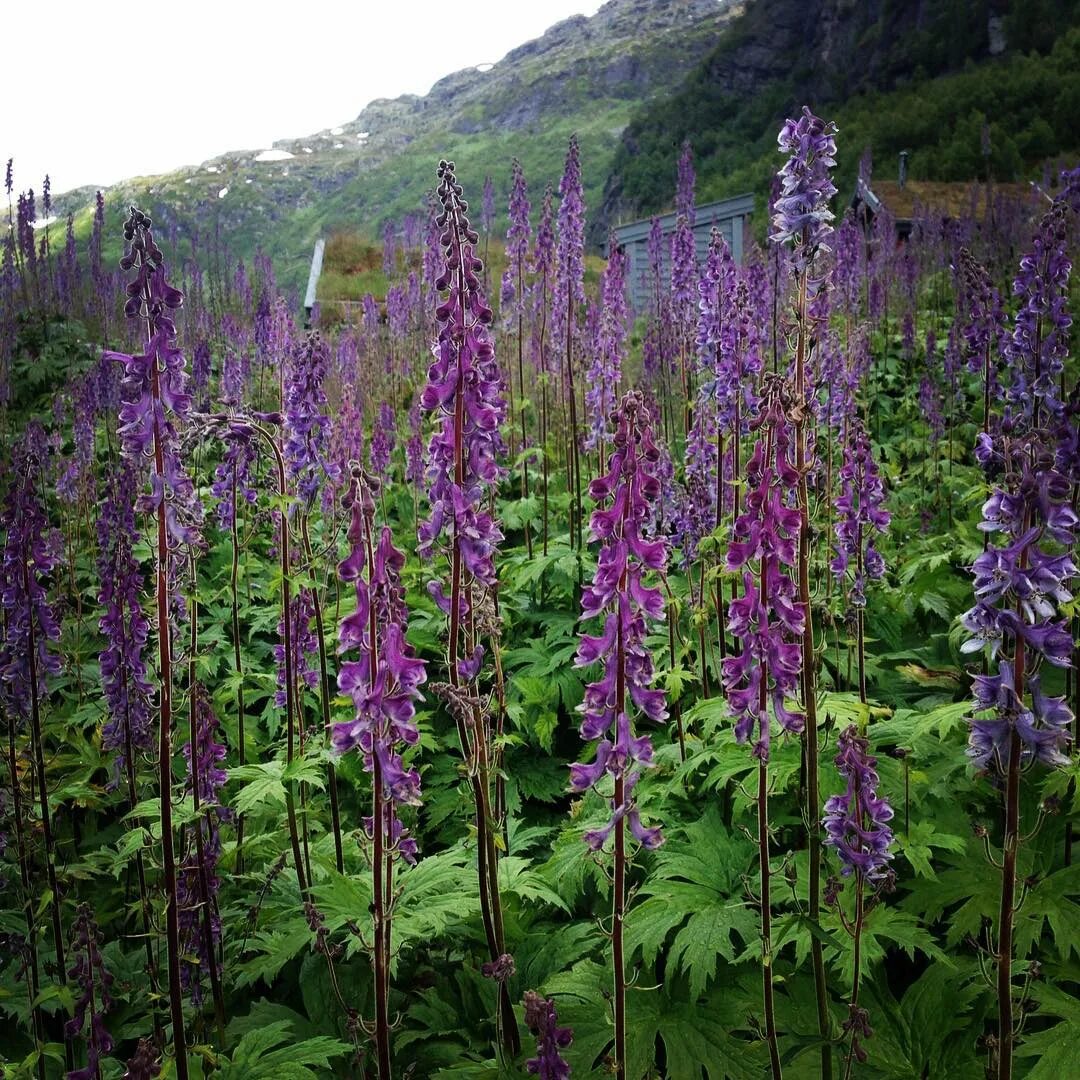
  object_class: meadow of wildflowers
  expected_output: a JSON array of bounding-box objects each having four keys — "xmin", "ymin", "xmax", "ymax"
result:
[{"xmin": 0, "ymin": 110, "xmax": 1079, "ymax": 1080}]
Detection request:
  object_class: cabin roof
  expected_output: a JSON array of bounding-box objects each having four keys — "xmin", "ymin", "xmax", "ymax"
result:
[
  {"xmin": 854, "ymin": 177, "xmax": 1036, "ymax": 222},
  {"xmin": 612, "ymin": 193, "xmax": 756, "ymax": 245}
]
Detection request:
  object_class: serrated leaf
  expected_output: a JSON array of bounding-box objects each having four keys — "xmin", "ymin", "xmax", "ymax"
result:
[{"xmin": 624, "ymin": 808, "xmax": 755, "ymax": 999}]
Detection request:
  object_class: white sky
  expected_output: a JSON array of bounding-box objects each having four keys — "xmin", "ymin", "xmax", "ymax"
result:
[{"xmin": 5, "ymin": 0, "xmax": 603, "ymax": 197}]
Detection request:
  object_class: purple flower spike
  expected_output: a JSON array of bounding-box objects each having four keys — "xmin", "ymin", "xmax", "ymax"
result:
[
  {"xmin": 418, "ymin": 161, "xmax": 506, "ymax": 601},
  {"xmin": 103, "ymin": 206, "xmax": 203, "ymax": 551},
  {"xmin": 722, "ymin": 378, "xmax": 805, "ymax": 761},
  {"xmin": 123, "ymin": 1040, "xmax": 161, "ymax": 1080},
  {"xmin": 65, "ymin": 904, "xmax": 114, "ymax": 1080},
  {"xmin": 0, "ymin": 425, "xmax": 62, "ymax": 723},
  {"xmin": 284, "ymin": 329, "xmax": 339, "ymax": 507},
  {"xmin": 571, "ymin": 392, "xmax": 666, "ymax": 850},
  {"xmin": 334, "ymin": 465, "xmax": 426, "ymax": 856},
  {"xmin": 177, "ymin": 684, "xmax": 230, "ymax": 1007},
  {"xmin": 584, "ymin": 233, "xmax": 628, "ymax": 451},
  {"xmin": 823, "ymin": 726, "xmax": 894, "ymax": 883},
  {"xmin": 831, "ymin": 421, "xmax": 891, "ymax": 608},
  {"xmin": 553, "ymin": 136, "xmax": 586, "ymax": 349},
  {"xmin": 524, "ymin": 990, "xmax": 573, "ymax": 1079},
  {"xmin": 97, "ymin": 465, "xmax": 154, "ymax": 790},
  {"xmin": 770, "ymin": 107, "xmax": 838, "ymax": 269}
]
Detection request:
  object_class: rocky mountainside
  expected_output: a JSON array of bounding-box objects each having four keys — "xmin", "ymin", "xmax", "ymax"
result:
[
  {"xmin": 57, "ymin": 0, "xmax": 740, "ymax": 292},
  {"xmin": 599, "ymin": 0, "xmax": 1080, "ymax": 234}
]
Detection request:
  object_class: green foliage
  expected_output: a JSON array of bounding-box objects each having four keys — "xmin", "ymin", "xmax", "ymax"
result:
[
  {"xmin": 614, "ymin": 0, "xmax": 1080, "ymax": 225},
  {"xmin": 213, "ymin": 1020, "xmax": 350, "ymax": 1078}
]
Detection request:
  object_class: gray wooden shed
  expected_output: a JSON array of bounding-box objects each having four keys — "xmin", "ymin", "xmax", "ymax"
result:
[
  {"xmin": 303, "ymin": 237, "xmax": 325, "ymax": 327},
  {"xmin": 610, "ymin": 193, "xmax": 755, "ymax": 313}
]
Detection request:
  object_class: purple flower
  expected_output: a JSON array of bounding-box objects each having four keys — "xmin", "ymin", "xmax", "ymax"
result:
[
  {"xmin": 722, "ymin": 380, "xmax": 805, "ymax": 760},
  {"xmin": 405, "ymin": 400, "xmax": 426, "ymax": 485},
  {"xmin": 584, "ymin": 234, "xmax": 628, "ymax": 451},
  {"xmin": 103, "ymin": 207, "xmax": 202, "ymax": 550},
  {"xmin": 177, "ymin": 684, "xmax": 229, "ymax": 1006},
  {"xmin": 123, "ymin": 1040, "xmax": 161, "ymax": 1080},
  {"xmin": 0, "ymin": 425, "xmax": 62, "ymax": 722},
  {"xmin": 963, "ymin": 195, "xmax": 1077, "ymax": 778},
  {"xmin": 284, "ymin": 330, "xmax": 339, "ymax": 507},
  {"xmin": 830, "ymin": 421, "xmax": 890, "ymax": 608},
  {"xmin": 553, "ymin": 136, "xmax": 586, "ymax": 349},
  {"xmin": 670, "ymin": 213, "xmax": 698, "ymax": 340},
  {"xmin": 572, "ymin": 393, "xmax": 666, "ymax": 851},
  {"xmin": 382, "ymin": 219, "xmax": 397, "ymax": 276},
  {"xmin": 65, "ymin": 904, "xmax": 114, "ymax": 1080},
  {"xmin": 334, "ymin": 467, "xmax": 426, "ymax": 857},
  {"xmin": 529, "ymin": 184, "xmax": 556, "ymax": 375},
  {"xmin": 823, "ymin": 726, "xmax": 894, "ymax": 883},
  {"xmin": 275, "ymin": 587, "xmax": 320, "ymax": 709},
  {"xmin": 770, "ymin": 107, "xmax": 838, "ymax": 269},
  {"xmin": 369, "ymin": 401, "xmax": 397, "ymax": 482},
  {"xmin": 211, "ymin": 412, "xmax": 260, "ymax": 528},
  {"xmin": 97, "ymin": 465, "xmax": 154, "ymax": 790},
  {"xmin": 506, "ymin": 159, "xmax": 532, "ymax": 318},
  {"xmin": 524, "ymin": 990, "xmax": 573, "ymax": 1079},
  {"xmin": 418, "ymin": 161, "xmax": 506, "ymax": 597},
  {"xmin": 1004, "ymin": 204, "xmax": 1072, "ymax": 420}
]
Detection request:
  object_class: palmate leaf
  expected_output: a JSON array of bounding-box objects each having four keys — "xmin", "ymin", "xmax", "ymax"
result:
[
  {"xmin": 826, "ymin": 905, "xmax": 950, "ymax": 992},
  {"xmin": 392, "ymin": 846, "xmax": 481, "ymax": 954},
  {"xmin": 906, "ymin": 852, "xmax": 1080, "ymax": 959},
  {"xmin": 514, "ymin": 920, "xmax": 597, "ymax": 990},
  {"xmin": 544, "ymin": 960, "xmax": 765, "ymax": 1079},
  {"xmin": 1017, "ymin": 862, "xmax": 1080, "ymax": 960},
  {"xmin": 539, "ymin": 818, "xmax": 613, "ymax": 905},
  {"xmin": 217, "ymin": 1019, "xmax": 350, "ymax": 1078},
  {"xmin": 624, "ymin": 808, "xmax": 756, "ymax": 999},
  {"xmin": 226, "ymin": 999, "xmax": 318, "ymax": 1045},
  {"xmin": 860, "ymin": 962, "xmax": 985, "ymax": 1079},
  {"xmin": 498, "ymin": 855, "xmax": 570, "ymax": 911},
  {"xmin": 895, "ymin": 820, "xmax": 968, "ymax": 880},
  {"xmin": 234, "ymin": 920, "xmax": 313, "ymax": 990},
  {"xmin": 1016, "ymin": 982, "xmax": 1080, "ymax": 1079}
]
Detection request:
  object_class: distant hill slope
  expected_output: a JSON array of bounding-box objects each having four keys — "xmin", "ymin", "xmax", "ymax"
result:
[
  {"xmin": 55, "ymin": 0, "xmax": 740, "ymax": 293},
  {"xmin": 599, "ymin": 0, "xmax": 1080, "ymax": 235}
]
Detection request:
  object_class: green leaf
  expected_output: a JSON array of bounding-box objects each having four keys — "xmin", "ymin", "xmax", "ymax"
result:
[
  {"xmin": 896, "ymin": 821, "xmax": 967, "ymax": 880},
  {"xmin": 624, "ymin": 808, "xmax": 756, "ymax": 999},
  {"xmin": 219, "ymin": 1020, "xmax": 350, "ymax": 1078},
  {"xmin": 228, "ymin": 761, "xmax": 287, "ymax": 816},
  {"xmin": 545, "ymin": 961, "xmax": 764, "ymax": 1079},
  {"xmin": 498, "ymin": 855, "xmax": 569, "ymax": 912}
]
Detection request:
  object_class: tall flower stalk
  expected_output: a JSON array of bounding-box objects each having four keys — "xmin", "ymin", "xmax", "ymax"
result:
[
  {"xmin": 0, "ymin": 424, "xmax": 71, "ymax": 1073},
  {"xmin": 418, "ymin": 159, "xmax": 519, "ymax": 1055},
  {"xmin": 532, "ymin": 186, "xmax": 556, "ymax": 555},
  {"xmin": 507, "ymin": 158, "xmax": 533, "ymax": 549},
  {"xmin": 554, "ymin": 136, "xmax": 586, "ymax": 550},
  {"xmin": 770, "ymin": 106, "xmax": 839, "ymax": 1079},
  {"xmin": 570, "ymin": 391, "xmax": 666, "ymax": 1080},
  {"xmin": 830, "ymin": 422, "xmax": 890, "ymax": 703},
  {"xmin": 106, "ymin": 207, "xmax": 205, "ymax": 1077},
  {"xmin": 96, "ymin": 465, "xmax": 162, "ymax": 1036},
  {"xmin": 333, "ymin": 465, "xmax": 426, "ymax": 1077},
  {"xmin": 961, "ymin": 199, "xmax": 1075, "ymax": 1080},
  {"xmin": 822, "ymin": 727, "xmax": 895, "ymax": 1078},
  {"xmin": 284, "ymin": 329, "xmax": 345, "ymax": 871},
  {"xmin": 65, "ymin": 903, "xmax": 114, "ymax": 1080},
  {"xmin": 723, "ymin": 377, "xmax": 805, "ymax": 1079}
]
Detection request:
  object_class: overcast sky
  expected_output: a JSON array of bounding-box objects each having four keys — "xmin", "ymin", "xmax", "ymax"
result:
[{"xmin": 6, "ymin": 0, "xmax": 603, "ymax": 197}]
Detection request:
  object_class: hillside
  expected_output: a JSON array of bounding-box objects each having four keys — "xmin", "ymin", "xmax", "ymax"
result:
[
  {"xmin": 55, "ymin": 0, "xmax": 740, "ymax": 293},
  {"xmin": 600, "ymin": 0, "xmax": 1080, "ymax": 233}
]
